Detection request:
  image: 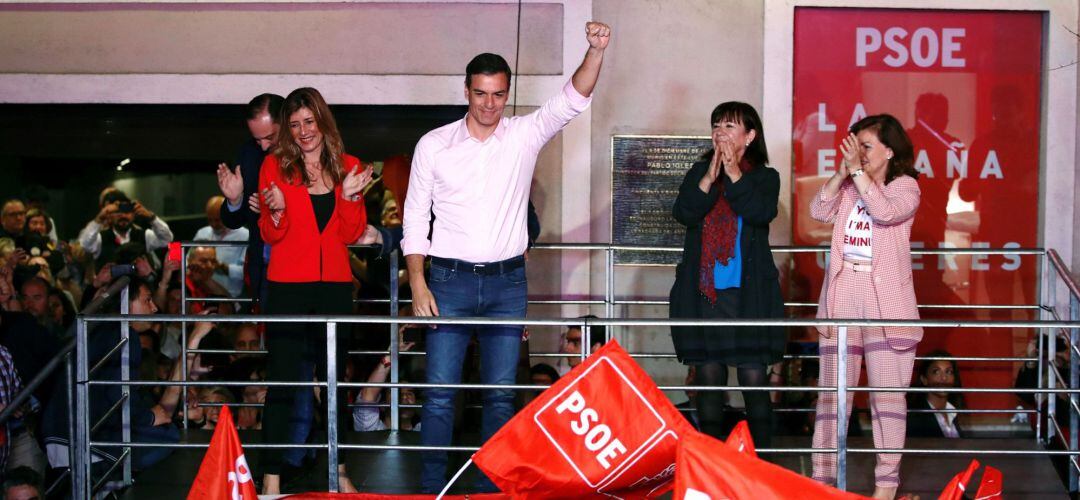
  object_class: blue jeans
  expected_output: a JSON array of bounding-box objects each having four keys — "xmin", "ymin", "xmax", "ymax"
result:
[{"xmin": 420, "ymin": 258, "xmax": 526, "ymax": 493}]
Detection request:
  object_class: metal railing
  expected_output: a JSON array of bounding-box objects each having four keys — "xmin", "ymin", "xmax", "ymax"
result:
[{"xmin": 64, "ymin": 243, "xmax": 1079, "ymax": 496}]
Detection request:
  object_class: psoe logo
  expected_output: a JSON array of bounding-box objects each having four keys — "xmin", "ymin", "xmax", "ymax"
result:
[
  {"xmin": 533, "ymin": 356, "xmax": 668, "ymax": 488},
  {"xmin": 227, "ymin": 454, "xmax": 253, "ymax": 500}
]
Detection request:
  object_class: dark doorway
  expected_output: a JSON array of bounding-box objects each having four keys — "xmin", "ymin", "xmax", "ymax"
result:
[{"xmin": 0, "ymin": 103, "xmax": 464, "ymax": 239}]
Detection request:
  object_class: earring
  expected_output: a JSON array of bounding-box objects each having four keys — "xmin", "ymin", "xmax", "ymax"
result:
[{"xmin": 745, "ymin": 142, "xmax": 750, "ymax": 147}]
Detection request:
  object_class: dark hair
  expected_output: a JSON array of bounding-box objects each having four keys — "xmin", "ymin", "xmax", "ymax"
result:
[
  {"xmin": 18, "ymin": 275, "xmax": 49, "ymax": 294},
  {"xmin": 530, "ymin": 363, "xmax": 560, "ymax": 384},
  {"xmin": 703, "ymin": 102, "xmax": 769, "ymax": 168},
  {"xmin": 127, "ymin": 277, "xmax": 153, "ymax": 302},
  {"xmin": 114, "ymin": 242, "xmax": 148, "ymax": 265},
  {"xmin": 465, "ymin": 53, "xmax": 512, "ymax": 88},
  {"xmin": 48, "ymin": 286, "xmax": 76, "ymax": 329},
  {"xmin": 850, "ymin": 114, "xmax": 918, "ymax": 184},
  {"xmin": 25, "ymin": 208, "xmax": 52, "ymax": 234},
  {"xmin": 573, "ymin": 315, "xmax": 607, "ymax": 347},
  {"xmin": 98, "ymin": 277, "xmax": 151, "ymax": 314},
  {"xmin": 273, "ymin": 87, "xmax": 347, "ymax": 188},
  {"xmin": 246, "ymin": 93, "xmax": 285, "ymax": 123},
  {"xmin": 914, "ymin": 350, "xmax": 963, "ymax": 408},
  {"xmin": 101, "ymin": 190, "xmax": 130, "ymax": 206},
  {"xmin": 3, "ymin": 466, "xmax": 42, "ymax": 495}
]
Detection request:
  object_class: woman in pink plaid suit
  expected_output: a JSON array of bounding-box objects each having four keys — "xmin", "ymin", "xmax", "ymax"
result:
[{"xmin": 809, "ymin": 114, "xmax": 921, "ymax": 500}]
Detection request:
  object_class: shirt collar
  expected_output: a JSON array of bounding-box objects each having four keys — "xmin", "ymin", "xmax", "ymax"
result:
[{"xmin": 451, "ymin": 115, "xmax": 507, "ymax": 146}]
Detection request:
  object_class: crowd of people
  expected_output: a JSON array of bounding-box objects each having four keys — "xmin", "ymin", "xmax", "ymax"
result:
[{"xmin": 0, "ymin": 17, "xmax": 1057, "ymax": 500}]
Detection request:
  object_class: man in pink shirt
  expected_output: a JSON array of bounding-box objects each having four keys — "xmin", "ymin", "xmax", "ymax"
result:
[{"xmin": 402, "ymin": 21, "xmax": 611, "ymax": 493}]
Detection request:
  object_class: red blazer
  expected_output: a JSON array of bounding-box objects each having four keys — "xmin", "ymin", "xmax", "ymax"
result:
[
  {"xmin": 810, "ymin": 175, "xmax": 922, "ymax": 348},
  {"xmin": 258, "ymin": 154, "xmax": 367, "ymax": 283}
]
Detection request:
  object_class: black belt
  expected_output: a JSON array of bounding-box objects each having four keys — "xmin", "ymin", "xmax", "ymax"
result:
[{"xmin": 430, "ymin": 255, "xmax": 525, "ymax": 276}]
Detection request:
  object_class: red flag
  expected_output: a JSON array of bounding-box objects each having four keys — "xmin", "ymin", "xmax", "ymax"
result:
[
  {"xmin": 973, "ymin": 465, "xmax": 1003, "ymax": 499},
  {"xmin": 473, "ymin": 341, "xmax": 695, "ymax": 498},
  {"xmin": 282, "ymin": 494, "xmax": 510, "ymax": 499},
  {"xmin": 188, "ymin": 406, "xmax": 258, "ymax": 500},
  {"xmin": 674, "ymin": 429, "xmax": 868, "ymax": 500},
  {"xmin": 723, "ymin": 421, "xmax": 757, "ymax": 458},
  {"xmin": 938, "ymin": 459, "xmax": 980, "ymax": 500}
]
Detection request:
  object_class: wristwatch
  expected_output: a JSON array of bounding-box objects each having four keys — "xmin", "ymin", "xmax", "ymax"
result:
[{"xmin": 849, "ymin": 169, "xmax": 865, "ymax": 179}]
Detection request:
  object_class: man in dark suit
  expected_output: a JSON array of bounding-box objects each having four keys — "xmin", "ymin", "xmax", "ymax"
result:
[{"xmin": 215, "ymin": 94, "xmax": 283, "ymax": 309}]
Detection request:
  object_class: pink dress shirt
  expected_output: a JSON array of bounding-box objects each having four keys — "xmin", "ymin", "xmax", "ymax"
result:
[{"xmin": 401, "ymin": 80, "xmax": 591, "ymax": 263}]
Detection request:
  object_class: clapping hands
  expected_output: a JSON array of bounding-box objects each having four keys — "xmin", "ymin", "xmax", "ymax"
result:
[
  {"xmin": 261, "ymin": 182, "xmax": 285, "ymax": 213},
  {"xmin": 342, "ymin": 165, "xmax": 374, "ymax": 201},
  {"xmin": 837, "ymin": 133, "xmax": 860, "ymax": 178},
  {"xmin": 216, "ymin": 163, "xmax": 244, "ymax": 206}
]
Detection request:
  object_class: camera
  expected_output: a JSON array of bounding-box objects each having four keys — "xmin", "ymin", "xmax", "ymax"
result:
[
  {"xmin": 117, "ymin": 201, "xmax": 135, "ymax": 213},
  {"xmin": 110, "ymin": 263, "xmax": 137, "ymax": 278}
]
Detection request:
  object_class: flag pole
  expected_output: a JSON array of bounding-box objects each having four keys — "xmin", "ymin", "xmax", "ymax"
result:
[{"xmin": 437, "ymin": 457, "xmax": 474, "ymax": 499}]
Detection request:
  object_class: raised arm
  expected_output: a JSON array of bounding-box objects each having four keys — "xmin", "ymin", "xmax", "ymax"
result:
[
  {"xmin": 523, "ymin": 23, "xmax": 609, "ymax": 150},
  {"xmin": 571, "ymin": 22, "xmax": 611, "ymax": 98}
]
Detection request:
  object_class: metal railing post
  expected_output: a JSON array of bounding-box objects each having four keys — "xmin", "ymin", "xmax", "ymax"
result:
[
  {"xmin": 66, "ymin": 352, "xmax": 77, "ymax": 497},
  {"xmin": 605, "ymin": 247, "xmax": 614, "ymax": 320},
  {"xmin": 582, "ymin": 320, "xmax": 591, "ymax": 364},
  {"xmin": 327, "ymin": 321, "xmax": 340, "ymax": 492},
  {"xmin": 1038, "ymin": 321, "xmax": 1045, "ymax": 443},
  {"xmin": 180, "ymin": 245, "xmax": 189, "ymax": 429},
  {"xmin": 836, "ymin": 325, "xmax": 849, "ymax": 491},
  {"xmin": 1050, "ymin": 293, "xmax": 1058, "ymax": 443},
  {"xmin": 119, "ymin": 284, "xmax": 132, "ymax": 486},
  {"xmin": 1041, "ymin": 251, "xmax": 1051, "ymax": 443},
  {"xmin": 1070, "ymin": 293, "xmax": 1079, "ymax": 492},
  {"xmin": 74, "ymin": 317, "xmax": 91, "ymax": 499},
  {"xmin": 389, "ymin": 249, "xmax": 400, "ymax": 432}
]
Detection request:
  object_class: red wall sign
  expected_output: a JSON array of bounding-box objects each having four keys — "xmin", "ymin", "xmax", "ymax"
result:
[{"xmin": 791, "ymin": 8, "xmax": 1043, "ymax": 412}]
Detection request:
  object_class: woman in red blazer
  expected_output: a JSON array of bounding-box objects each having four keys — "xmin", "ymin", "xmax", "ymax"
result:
[
  {"xmin": 809, "ymin": 114, "xmax": 921, "ymax": 500},
  {"xmin": 257, "ymin": 87, "xmax": 370, "ymax": 494}
]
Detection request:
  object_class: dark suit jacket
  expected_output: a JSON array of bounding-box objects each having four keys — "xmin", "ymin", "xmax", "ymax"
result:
[
  {"xmin": 906, "ymin": 393, "xmax": 963, "ymax": 438},
  {"xmin": 219, "ymin": 140, "xmax": 266, "ymax": 300}
]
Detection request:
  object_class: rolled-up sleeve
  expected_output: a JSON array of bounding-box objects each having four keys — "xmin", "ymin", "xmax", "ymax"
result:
[{"xmin": 524, "ymin": 80, "xmax": 592, "ymax": 151}]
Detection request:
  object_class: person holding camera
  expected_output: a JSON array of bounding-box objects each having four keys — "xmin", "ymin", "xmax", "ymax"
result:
[{"xmin": 77, "ymin": 190, "xmax": 173, "ymax": 269}]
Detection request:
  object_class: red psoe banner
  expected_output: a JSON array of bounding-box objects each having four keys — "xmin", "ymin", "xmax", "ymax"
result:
[
  {"xmin": 937, "ymin": 459, "xmax": 1004, "ymax": 500},
  {"xmin": 723, "ymin": 421, "xmax": 756, "ymax": 458},
  {"xmin": 282, "ymin": 495, "xmax": 509, "ymax": 500},
  {"xmin": 188, "ymin": 406, "xmax": 258, "ymax": 500},
  {"xmin": 674, "ymin": 430, "xmax": 867, "ymax": 500},
  {"xmin": 473, "ymin": 341, "xmax": 694, "ymax": 498}
]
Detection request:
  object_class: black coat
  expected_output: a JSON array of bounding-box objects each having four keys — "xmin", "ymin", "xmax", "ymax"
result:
[
  {"xmin": 906, "ymin": 392, "xmax": 963, "ymax": 438},
  {"xmin": 219, "ymin": 140, "xmax": 267, "ymax": 303},
  {"xmin": 0, "ymin": 311, "xmax": 61, "ymax": 407},
  {"xmin": 669, "ymin": 160, "xmax": 786, "ymax": 365}
]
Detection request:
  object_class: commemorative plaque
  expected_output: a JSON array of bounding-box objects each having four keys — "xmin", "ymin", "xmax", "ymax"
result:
[{"xmin": 611, "ymin": 135, "xmax": 711, "ymax": 265}]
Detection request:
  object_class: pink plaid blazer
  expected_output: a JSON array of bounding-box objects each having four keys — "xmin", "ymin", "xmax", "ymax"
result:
[{"xmin": 810, "ymin": 175, "xmax": 923, "ymax": 349}]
